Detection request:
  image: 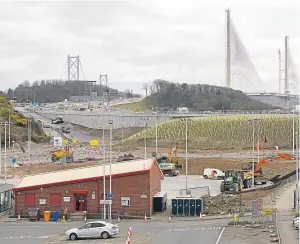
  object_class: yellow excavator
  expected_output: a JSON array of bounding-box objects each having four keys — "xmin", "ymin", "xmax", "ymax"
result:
[
  {"xmin": 51, "ymin": 146, "xmax": 74, "ymax": 163},
  {"xmin": 156, "ymin": 144, "xmax": 183, "ymax": 176}
]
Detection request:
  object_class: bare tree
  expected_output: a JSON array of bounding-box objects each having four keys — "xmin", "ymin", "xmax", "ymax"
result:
[{"xmin": 142, "ymin": 82, "xmax": 148, "ymax": 96}]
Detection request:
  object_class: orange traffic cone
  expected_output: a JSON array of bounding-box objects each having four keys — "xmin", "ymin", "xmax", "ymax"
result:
[
  {"xmin": 128, "ymin": 226, "xmax": 132, "ymax": 235},
  {"xmin": 17, "ymin": 214, "xmax": 21, "ymax": 223},
  {"xmin": 144, "ymin": 214, "xmax": 147, "ymax": 223},
  {"xmin": 200, "ymin": 212, "xmax": 203, "ymax": 221},
  {"xmin": 168, "ymin": 215, "xmax": 171, "ymax": 222}
]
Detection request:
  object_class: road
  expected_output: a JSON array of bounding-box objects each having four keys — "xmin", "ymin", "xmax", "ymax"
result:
[{"xmin": 0, "ymin": 219, "xmax": 227, "ymax": 244}]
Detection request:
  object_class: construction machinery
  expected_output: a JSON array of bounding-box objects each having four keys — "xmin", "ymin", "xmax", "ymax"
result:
[
  {"xmin": 221, "ymin": 153, "xmax": 296, "ymax": 193},
  {"xmin": 156, "ymin": 144, "xmax": 183, "ymax": 176},
  {"xmin": 51, "ymin": 116, "xmax": 64, "ymax": 124},
  {"xmin": 220, "ymin": 169, "xmax": 251, "ymax": 193},
  {"xmin": 51, "ymin": 146, "xmax": 74, "ymax": 163},
  {"xmin": 242, "ymin": 153, "xmax": 295, "ymax": 185}
]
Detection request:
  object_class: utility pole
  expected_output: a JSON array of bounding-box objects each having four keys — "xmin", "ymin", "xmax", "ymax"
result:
[
  {"xmin": 185, "ymin": 119, "xmax": 188, "ymax": 193},
  {"xmin": 155, "ymin": 109, "xmax": 158, "ymax": 155},
  {"xmin": 8, "ymin": 113, "xmax": 10, "ymax": 150},
  {"xmin": 102, "ymin": 128, "xmax": 106, "ymax": 220},
  {"xmin": 108, "ymin": 119, "xmax": 113, "ymax": 222},
  {"xmin": 225, "ymin": 8, "xmax": 231, "ymax": 88},
  {"xmin": 0, "ymin": 124, "xmax": 2, "ymax": 175},
  {"xmin": 27, "ymin": 117, "xmax": 31, "ymax": 160},
  {"xmin": 4, "ymin": 122, "xmax": 7, "ymax": 184}
]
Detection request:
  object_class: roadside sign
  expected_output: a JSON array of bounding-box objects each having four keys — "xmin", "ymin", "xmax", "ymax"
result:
[
  {"xmin": 63, "ymin": 139, "xmax": 69, "ymax": 145},
  {"xmin": 90, "ymin": 140, "xmax": 99, "ymax": 146},
  {"xmin": 263, "ymin": 206, "xmax": 273, "ymax": 215},
  {"xmin": 72, "ymin": 138, "xmax": 77, "ymax": 144},
  {"xmin": 68, "ymin": 141, "xmax": 72, "ymax": 145},
  {"xmin": 108, "ymin": 193, "xmax": 113, "ymax": 200},
  {"xmin": 100, "ymin": 200, "xmax": 112, "ymax": 205},
  {"xmin": 53, "ymin": 136, "xmax": 63, "ymax": 146},
  {"xmin": 12, "ymin": 158, "xmax": 16, "ymax": 164}
]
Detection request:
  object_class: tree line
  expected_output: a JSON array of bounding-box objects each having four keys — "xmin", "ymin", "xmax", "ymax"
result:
[{"xmin": 141, "ymin": 79, "xmax": 274, "ymax": 111}]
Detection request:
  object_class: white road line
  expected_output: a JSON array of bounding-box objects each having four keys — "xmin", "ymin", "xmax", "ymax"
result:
[
  {"xmin": 89, "ymin": 240, "xmax": 97, "ymax": 244},
  {"xmin": 216, "ymin": 227, "xmax": 225, "ymax": 244},
  {"xmin": 143, "ymin": 235, "xmax": 153, "ymax": 243}
]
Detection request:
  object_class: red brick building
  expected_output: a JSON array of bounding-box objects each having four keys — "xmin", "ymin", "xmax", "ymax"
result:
[{"xmin": 12, "ymin": 159, "xmax": 163, "ymax": 217}]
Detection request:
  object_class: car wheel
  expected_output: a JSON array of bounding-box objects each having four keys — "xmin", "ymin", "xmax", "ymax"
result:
[
  {"xmin": 101, "ymin": 231, "xmax": 110, "ymax": 239},
  {"xmin": 69, "ymin": 233, "xmax": 78, "ymax": 240},
  {"xmin": 204, "ymin": 175, "xmax": 208, "ymax": 179}
]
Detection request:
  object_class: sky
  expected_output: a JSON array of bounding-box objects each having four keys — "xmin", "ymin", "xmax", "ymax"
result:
[{"xmin": 0, "ymin": 0, "xmax": 299, "ymax": 94}]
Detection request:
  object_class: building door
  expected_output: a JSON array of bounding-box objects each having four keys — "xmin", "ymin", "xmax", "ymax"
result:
[{"xmin": 74, "ymin": 194, "xmax": 88, "ymax": 212}]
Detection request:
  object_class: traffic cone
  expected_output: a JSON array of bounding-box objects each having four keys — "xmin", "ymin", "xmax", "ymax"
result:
[
  {"xmin": 168, "ymin": 215, "xmax": 171, "ymax": 222},
  {"xmin": 144, "ymin": 214, "xmax": 147, "ymax": 223},
  {"xmin": 200, "ymin": 212, "xmax": 203, "ymax": 221},
  {"xmin": 17, "ymin": 214, "xmax": 21, "ymax": 223},
  {"xmin": 127, "ymin": 235, "xmax": 131, "ymax": 244},
  {"xmin": 128, "ymin": 226, "xmax": 132, "ymax": 235}
]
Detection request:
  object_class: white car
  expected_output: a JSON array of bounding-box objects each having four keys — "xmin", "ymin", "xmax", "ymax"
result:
[
  {"xmin": 65, "ymin": 221, "xmax": 119, "ymax": 240},
  {"xmin": 293, "ymin": 217, "xmax": 300, "ymax": 229}
]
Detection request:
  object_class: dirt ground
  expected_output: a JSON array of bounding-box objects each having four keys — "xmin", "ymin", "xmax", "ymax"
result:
[
  {"xmin": 8, "ymin": 161, "xmax": 99, "ymax": 179},
  {"xmin": 180, "ymin": 157, "xmax": 296, "ymax": 179}
]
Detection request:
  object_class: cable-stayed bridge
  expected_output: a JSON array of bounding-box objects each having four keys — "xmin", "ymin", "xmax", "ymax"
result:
[{"xmin": 225, "ymin": 8, "xmax": 299, "ymax": 109}]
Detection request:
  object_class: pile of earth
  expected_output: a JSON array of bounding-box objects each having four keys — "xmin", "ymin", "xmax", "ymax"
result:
[{"xmin": 203, "ymin": 194, "xmax": 250, "ymax": 215}]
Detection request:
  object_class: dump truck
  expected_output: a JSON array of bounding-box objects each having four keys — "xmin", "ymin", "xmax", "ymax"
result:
[{"xmin": 51, "ymin": 146, "xmax": 74, "ymax": 163}]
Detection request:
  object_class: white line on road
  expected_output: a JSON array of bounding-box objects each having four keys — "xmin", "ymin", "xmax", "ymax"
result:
[
  {"xmin": 216, "ymin": 227, "xmax": 225, "ymax": 244},
  {"xmin": 89, "ymin": 240, "xmax": 98, "ymax": 244},
  {"xmin": 143, "ymin": 235, "xmax": 153, "ymax": 243}
]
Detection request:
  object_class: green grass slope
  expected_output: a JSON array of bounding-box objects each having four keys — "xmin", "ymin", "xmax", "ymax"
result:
[{"xmin": 122, "ymin": 115, "xmax": 298, "ymax": 150}]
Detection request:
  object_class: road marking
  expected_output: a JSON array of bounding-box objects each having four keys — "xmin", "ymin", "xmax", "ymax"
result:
[
  {"xmin": 143, "ymin": 235, "xmax": 154, "ymax": 243},
  {"xmin": 216, "ymin": 227, "xmax": 225, "ymax": 244},
  {"xmin": 89, "ymin": 240, "xmax": 98, "ymax": 244},
  {"xmin": 165, "ymin": 226, "xmax": 222, "ymax": 233}
]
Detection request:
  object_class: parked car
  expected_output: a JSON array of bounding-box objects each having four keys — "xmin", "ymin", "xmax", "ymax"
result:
[
  {"xmin": 61, "ymin": 127, "xmax": 70, "ymax": 133},
  {"xmin": 293, "ymin": 217, "xmax": 300, "ymax": 228},
  {"xmin": 65, "ymin": 221, "xmax": 119, "ymax": 240},
  {"xmin": 203, "ymin": 168, "xmax": 225, "ymax": 180},
  {"xmin": 43, "ymin": 123, "xmax": 50, "ymax": 128}
]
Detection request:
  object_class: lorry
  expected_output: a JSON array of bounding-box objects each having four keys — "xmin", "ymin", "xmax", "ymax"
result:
[{"xmin": 51, "ymin": 116, "xmax": 64, "ymax": 124}]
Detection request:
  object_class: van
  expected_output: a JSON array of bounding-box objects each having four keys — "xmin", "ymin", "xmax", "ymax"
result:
[
  {"xmin": 203, "ymin": 168, "xmax": 224, "ymax": 180},
  {"xmin": 176, "ymin": 107, "xmax": 189, "ymax": 114}
]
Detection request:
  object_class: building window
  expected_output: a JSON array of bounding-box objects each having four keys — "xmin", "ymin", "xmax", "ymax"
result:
[
  {"xmin": 121, "ymin": 197, "xmax": 130, "ymax": 207},
  {"xmin": 50, "ymin": 194, "xmax": 61, "ymax": 205},
  {"xmin": 25, "ymin": 193, "xmax": 35, "ymax": 205}
]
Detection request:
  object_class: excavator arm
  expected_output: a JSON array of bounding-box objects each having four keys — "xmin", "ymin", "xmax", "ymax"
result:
[{"xmin": 253, "ymin": 153, "xmax": 295, "ymax": 173}]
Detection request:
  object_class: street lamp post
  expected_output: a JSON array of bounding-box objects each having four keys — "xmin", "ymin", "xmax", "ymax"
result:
[
  {"xmin": 108, "ymin": 119, "xmax": 113, "ymax": 221},
  {"xmin": 4, "ymin": 122, "xmax": 7, "ymax": 184},
  {"xmin": 155, "ymin": 110, "xmax": 158, "ymax": 154},
  {"xmin": 185, "ymin": 119, "xmax": 188, "ymax": 194},
  {"xmin": 249, "ymin": 118, "xmax": 260, "ymax": 188},
  {"xmin": 102, "ymin": 128, "xmax": 106, "ymax": 220}
]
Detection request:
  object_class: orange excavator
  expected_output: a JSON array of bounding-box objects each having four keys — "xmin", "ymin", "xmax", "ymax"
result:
[{"xmin": 242, "ymin": 153, "xmax": 295, "ymax": 185}]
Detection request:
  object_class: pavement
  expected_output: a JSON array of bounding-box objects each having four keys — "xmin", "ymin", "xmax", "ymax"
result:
[
  {"xmin": 275, "ymin": 183, "xmax": 299, "ymax": 244},
  {"xmin": 0, "ymin": 218, "xmax": 228, "ymax": 244}
]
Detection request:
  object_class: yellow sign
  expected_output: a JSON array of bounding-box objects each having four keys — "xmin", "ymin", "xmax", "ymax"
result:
[
  {"xmin": 234, "ymin": 213, "xmax": 239, "ymax": 222},
  {"xmin": 63, "ymin": 139, "xmax": 69, "ymax": 145},
  {"xmin": 90, "ymin": 140, "xmax": 99, "ymax": 146},
  {"xmin": 263, "ymin": 206, "xmax": 273, "ymax": 215},
  {"xmin": 72, "ymin": 138, "xmax": 77, "ymax": 144}
]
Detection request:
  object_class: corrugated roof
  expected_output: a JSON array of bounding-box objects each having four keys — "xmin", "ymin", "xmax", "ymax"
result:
[{"xmin": 13, "ymin": 159, "xmax": 154, "ymax": 191}]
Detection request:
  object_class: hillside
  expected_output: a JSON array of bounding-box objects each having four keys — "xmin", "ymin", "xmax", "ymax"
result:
[
  {"xmin": 122, "ymin": 115, "xmax": 298, "ymax": 150},
  {"xmin": 116, "ymin": 80, "xmax": 276, "ymax": 111},
  {"xmin": 0, "ymin": 96, "xmax": 48, "ymax": 145}
]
